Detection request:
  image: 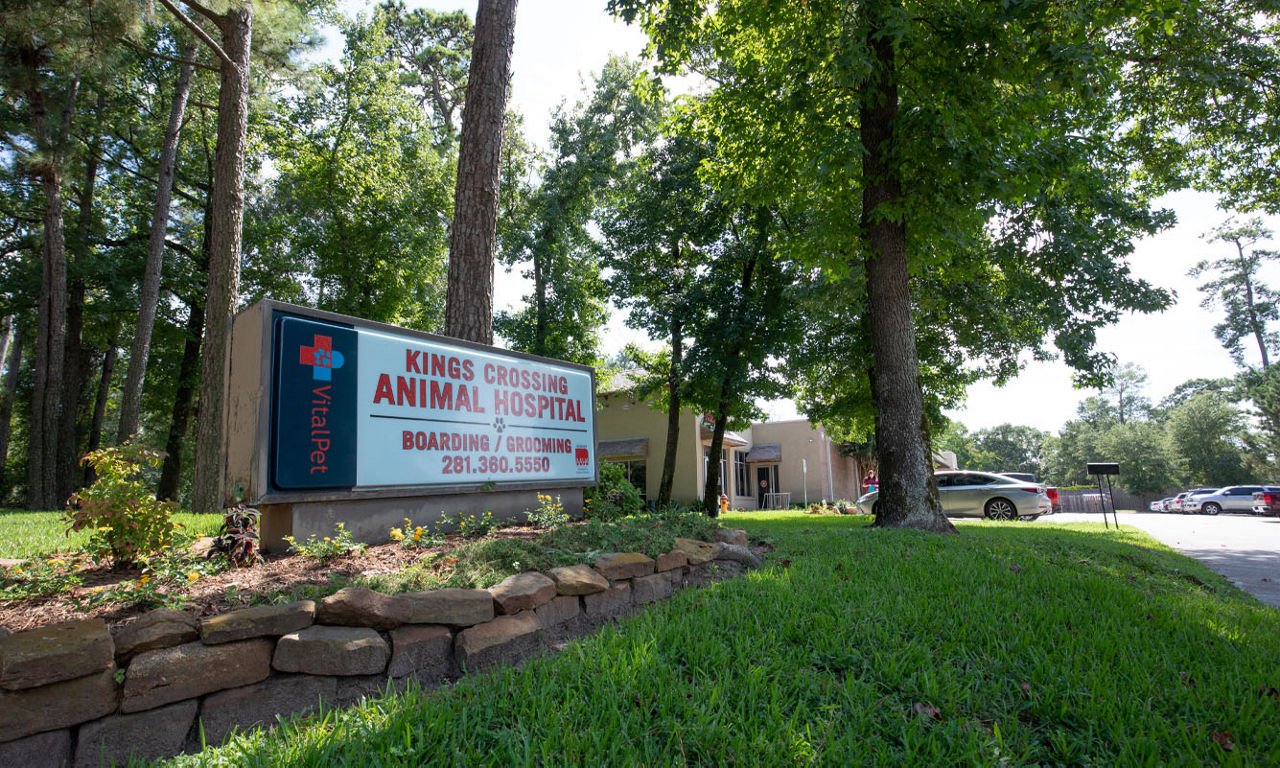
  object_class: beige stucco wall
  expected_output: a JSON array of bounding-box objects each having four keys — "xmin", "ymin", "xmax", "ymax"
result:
[
  {"xmin": 596, "ymin": 392, "xmax": 703, "ymax": 503},
  {"xmin": 747, "ymin": 420, "xmax": 863, "ymax": 506},
  {"xmin": 596, "ymin": 396, "xmax": 867, "ymax": 508}
]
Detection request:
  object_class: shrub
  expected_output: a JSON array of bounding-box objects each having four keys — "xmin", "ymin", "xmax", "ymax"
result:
[
  {"xmin": 65, "ymin": 443, "xmax": 182, "ymax": 566},
  {"xmin": 583, "ymin": 462, "xmax": 643, "ymax": 520}
]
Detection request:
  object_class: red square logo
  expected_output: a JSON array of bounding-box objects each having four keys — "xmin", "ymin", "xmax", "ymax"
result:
[{"xmin": 575, "ymin": 447, "xmax": 589, "ymax": 466}]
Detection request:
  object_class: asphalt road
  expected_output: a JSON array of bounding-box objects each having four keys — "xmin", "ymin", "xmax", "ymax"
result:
[{"xmin": 1040, "ymin": 511, "xmax": 1280, "ymax": 608}]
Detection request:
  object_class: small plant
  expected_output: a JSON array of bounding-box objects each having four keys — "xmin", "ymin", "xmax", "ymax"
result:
[
  {"xmin": 284, "ymin": 522, "xmax": 367, "ymax": 561},
  {"xmin": 527, "ymin": 493, "xmax": 569, "ymax": 529},
  {"xmin": 210, "ymin": 497, "xmax": 264, "ymax": 567},
  {"xmin": 0, "ymin": 556, "xmax": 84, "ymax": 601},
  {"xmin": 65, "ymin": 443, "xmax": 182, "ymax": 566},
  {"xmin": 438, "ymin": 509, "xmax": 499, "ymax": 539},
  {"xmin": 390, "ymin": 518, "xmax": 441, "ymax": 549},
  {"xmin": 68, "ymin": 543, "xmax": 227, "ymax": 611}
]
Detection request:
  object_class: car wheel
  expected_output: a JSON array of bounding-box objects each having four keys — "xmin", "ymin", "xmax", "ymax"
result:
[
  {"xmin": 1203, "ymin": 502, "xmax": 1222, "ymax": 516},
  {"xmin": 984, "ymin": 497, "xmax": 1017, "ymax": 520}
]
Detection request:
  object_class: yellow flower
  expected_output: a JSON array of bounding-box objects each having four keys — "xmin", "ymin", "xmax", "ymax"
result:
[
  {"xmin": 138, "ymin": 574, "xmax": 151, "ymax": 586},
  {"xmin": 390, "ymin": 528, "xmax": 405, "ymax": 540},
  {"xmin": 323, "ymin": 537, "xmax": 331, "ymax": 542},
  {"xmin": 186, "ymin": 571, "xmax": 199, "ymax": 581}
]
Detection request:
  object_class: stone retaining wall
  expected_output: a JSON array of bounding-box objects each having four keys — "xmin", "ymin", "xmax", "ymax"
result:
[{"xmin": 0, "ymin": 530, "xmax": 759, "ymax": 767}]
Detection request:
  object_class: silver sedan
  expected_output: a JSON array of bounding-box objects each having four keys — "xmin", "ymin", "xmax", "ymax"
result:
[{"xmin": 856, "ymin": 471, "xmax": 1053, "ymax": 520}]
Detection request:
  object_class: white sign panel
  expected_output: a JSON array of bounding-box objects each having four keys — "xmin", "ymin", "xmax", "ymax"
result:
[{"xmin": 353, "ymin": 329, "xmax": 596, "ymax": 487}]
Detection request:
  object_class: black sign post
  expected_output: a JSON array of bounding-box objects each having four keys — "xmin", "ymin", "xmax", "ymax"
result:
[{"xmin": 1086, "ymin": 462, "xmax": 1120, "ymax": 529}]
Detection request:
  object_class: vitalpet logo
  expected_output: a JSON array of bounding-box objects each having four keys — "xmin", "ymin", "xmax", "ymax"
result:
[
  {"xmin": 575, "ymin": 446, "xmax": 590, "ymax": 467},
  {"xmin": 299, "ymin": 334, "xmax": 345, "ymax": 381}
]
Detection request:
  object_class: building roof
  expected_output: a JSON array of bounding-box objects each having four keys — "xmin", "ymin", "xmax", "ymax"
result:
[
  {"xmin": 597, "ymin": 437, "xmax": 649, "ymax": 458},
  {"xmin": 745, "ymin": 443, "xmax": 782, "ymax": 462}
]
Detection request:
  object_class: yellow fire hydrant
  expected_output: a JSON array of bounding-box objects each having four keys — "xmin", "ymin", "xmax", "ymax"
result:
[{"xmin": 719, "ymin": 493, "xmax": 729, "ymax": 517}]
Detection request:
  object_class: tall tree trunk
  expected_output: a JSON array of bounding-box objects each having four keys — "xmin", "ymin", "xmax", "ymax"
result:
[
  {"xmin": 658, "ymin": 314, "xmax": 682, "ymax": 509},
  {"xmin": 444, "ymin": 0, "xmax": 518, "ymax": 344},
  {"xmin": 25, "ymin": 67, "xmax": 79, "ymax": 510},
  {"xmin": 118, "ymin": 45, "xmax": 196, "ymax": 443},
  {"xmin": 192, "ymin": 5, "xmax": 252, "ymax": 514},
  {"xmin": 859, "ymin": 5, "xmax": 952, "ymax": 533},
  {"xmin": 56, "ymin": 103, "xmax": 102, "ymax": 501},
  {"xmin": 1234, "ymin": 241, "xmax": 1272, "ymax": 369},
  {"xmin": 84, "ymin": 335, "xmax": 117, "ymax": 487},
  {"xmin": 0, "ymin": 321, "xmax": 22, "ymax": 492},
  {"xmin": 0, "ymin": 317, "xmax": 10, "ymax": 387},
  {"xmin": 159, "ymin": 295, "xmax": 205, "ymax": 502},
  {"xmin": 533, "ymin": 240, "xmax": 547, "ymax": 354},
  {"xmin": 700, "ymin": 381, "xmax": 732, "ymax": 516},
  {"xmin": 57, "ymin": 274, "xmax": 87, "ymax": 502}
]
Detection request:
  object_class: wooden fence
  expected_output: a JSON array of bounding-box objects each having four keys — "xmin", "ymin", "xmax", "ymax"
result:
[{"xmin": 1057, "ymin": 487, "xmax": 1167, "ymax": 514}]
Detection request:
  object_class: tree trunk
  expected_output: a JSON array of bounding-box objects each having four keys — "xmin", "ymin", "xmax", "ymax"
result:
[
  {"xmin": 25, "ymin": 69, "xmax": 79, "ymax": 510},
  {"xmin": 444, "ymin": 0, "xmax": 518, "ymax": 344},
  {"xmin": 56, "ymin": 106, "xmax": 102, "ymax": 501},
  {"xmin": 1233, "ymin": 240, "xmax": 1271, "ymax": 369},
  {"xmin": 0, "ymin": 317, "xmax": 10, "ymax": 387},
  {"xmin": 159, "ymin": 297, "xmax": 205, "ymax": 502},
  {"xmin": 533, "ymin": 235, "xmax": 547, "ymax": 354},
  {"xmin": 700, "ymin": 382, "xmax": 732, "ymax": 516},
  {"xmin": 658, "ymin": 314, "xmax": 682, "ymax": 509},
  {"xmin": 118, "ymin": 45, "xmax": 196, "ymax": 443},
  {"xmin": 84, "ymin": 337, "xmax": 117, "ymax": 487},
  {"xmin": 859, "ymin": 4, "xmax": 952, "ymax": 533},
  {"xmin": 0, "ymin": 321, "xmax": 22, "ymax": 492},
  {"xmin": 192, "ymin": 5, "xmax": 252, "ymax": 514},
  {"xmin": 56, "ymin": 273, "xmax": 87, "ymax": 503}
]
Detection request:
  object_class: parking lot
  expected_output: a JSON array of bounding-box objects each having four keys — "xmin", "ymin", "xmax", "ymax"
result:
[{"xmin": 1042, "ymin": 511, "xmax": 1280, "ymax": 608}]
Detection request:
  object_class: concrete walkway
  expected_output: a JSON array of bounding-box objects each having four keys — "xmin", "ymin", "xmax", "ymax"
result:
[{"xmin": 1043, "ymin": 511, "xmax": 1280, "ymax": 608}]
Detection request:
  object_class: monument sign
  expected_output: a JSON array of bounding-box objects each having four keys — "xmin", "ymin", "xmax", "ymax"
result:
[{"xmin": 224, "ymin": 301, "xmax": 597, "ymax": 549}]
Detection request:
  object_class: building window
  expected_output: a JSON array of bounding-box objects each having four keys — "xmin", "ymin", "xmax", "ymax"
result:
[
  {"xmin": 702, "ymin": 456, "xmax": 728, "ymax": 495},
  {"xmin": 734, "ymin": 451, "xmax": 748, "ymax": 498},
  {"xmin": 615, "ymin": 460, "xmax": 647, "ymax": 501}
]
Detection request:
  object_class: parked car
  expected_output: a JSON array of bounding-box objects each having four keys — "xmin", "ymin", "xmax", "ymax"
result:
[
  {"xmin": 857, "ymin": 471, "xmax": 1052, "ymax": 520},
  {"xmin": 1151, "ymin": 497, "xmax": 1173, "ymax": 512},
  {"xmin": 1252, "ymin": 487, "xmax": 1280, "ymax": 515},
  {"xmin": 1183, "ymin": 485, "xmax": 1266, "ymax": 515},
  {"xmin": 1167, "ymin": 492, "xmax": 1193, "ymax": 513},
  {"xmin": 998, "ymin": 472, "xmax": 1060, "ymax": 513}
]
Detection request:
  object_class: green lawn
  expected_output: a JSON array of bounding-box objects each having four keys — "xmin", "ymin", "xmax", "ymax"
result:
[
  {"xmin": 0, "ymin": 508, "xmax": 223, "ymax": 561},
  {"xmin": 163, "ymin": 511, "xmax": 1280, "ymax": 766}
]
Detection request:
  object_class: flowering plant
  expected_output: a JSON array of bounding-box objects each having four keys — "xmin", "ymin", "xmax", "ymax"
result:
[
  {"xmin": 389, "ymin": 518, "xmax": 440, "ymax": 549},
  {"xmin": 527, "ymin": 493, "xmax": 569, "ymax": 529},
  {"xmin": 284, "ymin": 523, "xmax": 366, "ymax": 561}
]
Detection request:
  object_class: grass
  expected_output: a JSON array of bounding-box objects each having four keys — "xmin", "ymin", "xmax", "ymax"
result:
[
  {"xmin": 0, "ymin": 508, "xmax": 223, "ymax": 561},
  {"xmin": 161, "ymin": 511, "xmax": 1280, "ymax": 766}
]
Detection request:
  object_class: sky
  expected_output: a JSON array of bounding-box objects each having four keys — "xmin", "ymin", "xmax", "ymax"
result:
[{"xmin": 329, "ymin": 1, "xmax": 1280, "ymax": 434}]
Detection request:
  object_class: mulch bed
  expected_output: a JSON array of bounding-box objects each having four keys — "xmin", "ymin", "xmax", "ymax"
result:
[{"xmin": 0, "ymin": 526, "xmax": 545, "ymax": 635}]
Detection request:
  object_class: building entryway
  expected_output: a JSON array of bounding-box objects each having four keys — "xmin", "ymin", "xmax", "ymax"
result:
[{"xmin": 756, "ymin": 465, "xmax": 778, "ymax": 508}]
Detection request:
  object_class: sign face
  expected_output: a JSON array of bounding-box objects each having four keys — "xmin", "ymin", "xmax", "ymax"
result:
[{"xmin": 270, "ymin": 312, "xmax": 595, "ymax": 492}]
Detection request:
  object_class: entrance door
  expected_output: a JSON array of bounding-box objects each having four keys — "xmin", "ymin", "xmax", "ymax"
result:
[{"xmin": 756, "ymin": 465, "xmax": 777, "ymax": 508}]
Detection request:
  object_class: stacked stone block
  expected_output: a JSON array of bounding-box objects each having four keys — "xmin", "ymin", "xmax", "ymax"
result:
[{"xmin": 0, "ymin": 529, "xmax": 756, "ymax": 766}]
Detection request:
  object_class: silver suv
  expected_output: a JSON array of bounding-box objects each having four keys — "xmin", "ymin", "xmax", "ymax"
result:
[{"xmin": 1183, "ymin": 486, "xmax": 1265, "ymax": 515}]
